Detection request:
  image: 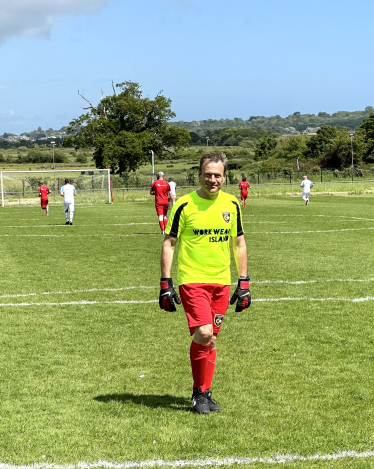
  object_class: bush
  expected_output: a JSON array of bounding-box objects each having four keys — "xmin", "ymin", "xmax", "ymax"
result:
[
  {"xmin": 76, "ymin": 153, "xmax": 88, "ymax": 164},
  {"xmin": 227, "ymin": 163, "xmax": 242, "ymax": 170},
  {"xmin": 0, "ymin": 153, "xmax": 4, "ymax": 162}
]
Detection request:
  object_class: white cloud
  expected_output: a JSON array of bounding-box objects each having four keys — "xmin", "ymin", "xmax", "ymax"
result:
[
  {"xmin": 9, "ymin": 110, "xmax": 16, "ymax": 115},
  {"xmin": 0, "ymin": 0, "xmax": 112, "ymax": 44}
]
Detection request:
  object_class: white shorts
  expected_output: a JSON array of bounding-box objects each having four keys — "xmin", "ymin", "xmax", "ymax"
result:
[
  {"xmin": 302, "ymin": 191, "xmax": 310, "ymax": 201},
  {"xmin": 64, "ymin": 201, "xmax": 74, "ymax": 212}
]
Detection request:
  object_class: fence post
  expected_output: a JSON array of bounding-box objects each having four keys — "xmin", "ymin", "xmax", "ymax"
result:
[
  {"xmin": 258, "ymin": 171, "xmax": 260, "ymax": 185},
  {"xmin": 321, "ymin": 168, "xmax": 323, "ymax": 182}
]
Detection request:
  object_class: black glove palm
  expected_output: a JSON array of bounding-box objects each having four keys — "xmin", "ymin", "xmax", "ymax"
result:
[
  {"xmin": 159, "ymin": 278, "xmax": 181, "ymax": 312},
  {"xmin": 230, "ymin": 276, "xmax": 251, "ymax": 312}
]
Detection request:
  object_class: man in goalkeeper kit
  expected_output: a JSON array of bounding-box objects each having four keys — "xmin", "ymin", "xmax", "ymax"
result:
[{"xmin": 160, "ymin": 153, "xmax": 250, "ymax": 414}]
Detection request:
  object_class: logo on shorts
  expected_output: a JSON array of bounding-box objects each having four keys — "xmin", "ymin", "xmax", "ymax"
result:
[
  {"xmin": 214, "ymin": 314, "xmax": 224, "ymax": 327},
  {"xmin": 222, "ymin": 212, "xmax": 230, "ymax": 223}
]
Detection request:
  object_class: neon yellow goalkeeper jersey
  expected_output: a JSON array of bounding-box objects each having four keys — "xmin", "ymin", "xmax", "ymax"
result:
[{"xmin": 165, "ymin": 190, "xmax": 244, "ymax": 285}]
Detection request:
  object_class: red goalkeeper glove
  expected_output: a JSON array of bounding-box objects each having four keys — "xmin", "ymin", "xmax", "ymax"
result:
[
  {"xmin": 230, "ymin": 276, "xmax": 251, "ymax": 312},
  {"xmin": 159, "ymin": 278, "xmax": 181, "ymax": 312}
]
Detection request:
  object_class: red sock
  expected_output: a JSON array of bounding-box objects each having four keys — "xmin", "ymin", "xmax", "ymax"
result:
[
  {"xmin": 159, "ymin": 220, "xmax": 164, "ymax": 231},
  {"xmin": 190, "ymin": 341, "xmax": 210, "ymax": 391},
  {"xmin": 163, "ymin": 218, "xmax": 168, "ymax": 230},
  {"xmin": 244, "ymin": 200, "xmax": 247, "ymax": 208},
  {"xmin": 205, "ymin": 348, "xmax": 216, "ymax": 391}
]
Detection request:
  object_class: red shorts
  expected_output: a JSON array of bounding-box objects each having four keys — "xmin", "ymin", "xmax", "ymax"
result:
[
  {"xmin": 240, "ymin": 192, "xmax": 248, "ymax": 201},
  {"xmin": 155, "ymin": 203, "xmax": 168, "ymax": 216},
  {"xmin": 41, "ymin": 199, "xmax": 48, "ymax": 209},
  {"xmin": 179, "ymin": 283, "xmax": 230, "ymax": 335}
]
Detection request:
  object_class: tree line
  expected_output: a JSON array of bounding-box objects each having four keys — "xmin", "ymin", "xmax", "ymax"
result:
[{"xmin": 250, "ymin": 114, "xmax": 374, "ymax": 173}]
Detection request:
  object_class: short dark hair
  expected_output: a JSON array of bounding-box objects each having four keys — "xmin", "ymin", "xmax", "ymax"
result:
[
  {"xmin": 65, "ymin": 178, "xmax": 70, "ymax": 184},
  {"xmin": 38, "ymin": 181, "xmax": 43, "ymax": 185},
  {"xmin": 199, "ymin": 153, "xmax": 227, "ymax": 174},
  {"xmin": 242, "ymin": 176, "xmax": 247, "ymax": 182}
]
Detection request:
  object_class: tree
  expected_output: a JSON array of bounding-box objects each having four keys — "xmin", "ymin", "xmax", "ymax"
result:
[
  {"xmin": 319, "ymin": 128, "xmax": 364, "ymax": 169},
  {"xmin": 304, "ymin": 125, "xmax": 338, "ymax": 159},
  {"xmin": 278, "ymin": 135, "xmax": 308, "ymax": 161},
  {"xmin": 254, "ymin": 135, "xmax": 278, "ymax": 160},
  {"xmin": 358, "ymin": 113, "xmax": 374, "ymax": 163},
  {"xmin": 64, "ymin": 81, "xmax": 190, "ymax": 174}
]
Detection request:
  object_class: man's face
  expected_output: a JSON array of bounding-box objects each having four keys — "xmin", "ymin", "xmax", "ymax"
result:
[{"xmin": 199, "ymin": 161, "xmax": 226, "ymax": 196}]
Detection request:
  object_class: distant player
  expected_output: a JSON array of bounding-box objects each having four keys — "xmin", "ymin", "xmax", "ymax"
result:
[
  {"xmin": 38, "ymin": 181, "xmax": 51, "ymax": 215},
  {"xmin": 168, "ymin": 177, "xmax": 177, "ymax": 210},
  {"xmin": 60, "ymin": 178, "xmax": 77, "ymax": 225},
  {"xmin": 238, "ymin": 176, "xmax": 251, "ymax": 208},
  {"xmin": 301, "ymin": 175, "xmax": 313, "ymax": 205},
  {"xmin": 150, "ymin": 172, "xmax": 170, "ymax": 234}
]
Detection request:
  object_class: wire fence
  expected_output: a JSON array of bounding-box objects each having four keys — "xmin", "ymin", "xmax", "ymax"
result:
[
  {"xmin": 3, "ymin": 180, "xmax": 374, "ymax": 206},
  {"xmin": 111, "ymin": 180, "xmax": 374, "ymax": 203}
]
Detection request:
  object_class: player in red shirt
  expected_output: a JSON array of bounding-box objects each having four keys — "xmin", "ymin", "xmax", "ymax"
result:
[
  {"xmin": 150, "ymin": 171, "xmax": 171, "ymax": 234},
  {"xmin": 38, "ymin": 181, "xmax": 51, "ymax": 215},
  {"xmin": 238, "ymin": 176, "xmax": 251, "ymax": 208}
]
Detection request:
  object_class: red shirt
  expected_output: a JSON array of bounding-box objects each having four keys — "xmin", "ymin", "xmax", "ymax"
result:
[
  {"xmin": 39, "ymin": 185, "xmax": 50, "ymax": 200},
  {"xmin": 239, "ymin": 182, "xmax": 250, "ymax": 194},
  {"xmin": 151, "ymin": 180, "xmax": 170, "ymax": 205}
]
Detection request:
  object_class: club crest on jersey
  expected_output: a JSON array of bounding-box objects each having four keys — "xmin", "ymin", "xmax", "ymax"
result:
[
  {"xmin": 214, "ymin": 314, "xmax": 224, "ymax": 327},
  {"xmin": 222, "ymin": 212, "xmax": 230, "ymax": 223}
]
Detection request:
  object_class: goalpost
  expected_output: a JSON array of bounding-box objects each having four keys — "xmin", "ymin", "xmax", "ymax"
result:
[{"xmin": 1, "ymin": 169, "xmax": 112, "ymax": 207}]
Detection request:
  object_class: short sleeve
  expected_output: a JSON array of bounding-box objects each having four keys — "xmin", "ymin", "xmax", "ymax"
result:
[
  {"xmin": 231, "ymin": 200, "xmax": 244, "ymax": 237},
  {"xmin": 166, "ymin": 202, "xmax": 188, "ymax": 238}
]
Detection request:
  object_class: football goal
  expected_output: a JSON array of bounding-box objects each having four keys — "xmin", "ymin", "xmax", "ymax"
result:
[{"xmin": 1, "ymin": 169, "xmax": 112, "ymax": 207}]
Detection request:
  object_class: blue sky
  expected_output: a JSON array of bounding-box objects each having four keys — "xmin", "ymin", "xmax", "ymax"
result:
[{"xmin": 0, "ymin": 0, "xmax": 373, "ymax": 134}]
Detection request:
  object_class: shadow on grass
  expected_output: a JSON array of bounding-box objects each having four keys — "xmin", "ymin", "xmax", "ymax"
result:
[{"xmin": 94, "ymin": 393, "xmax": 192, "ymax": 411}]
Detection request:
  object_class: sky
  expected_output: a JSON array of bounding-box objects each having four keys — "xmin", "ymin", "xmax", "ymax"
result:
[{"xmin": 0, "ymin": 0, "xmax": 373, "ymax": 134}]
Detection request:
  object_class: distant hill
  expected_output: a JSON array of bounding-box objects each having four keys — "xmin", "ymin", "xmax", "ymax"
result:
[{"xmin": 173, "ymin": 107, "xmax": 374, "ymax": 135}]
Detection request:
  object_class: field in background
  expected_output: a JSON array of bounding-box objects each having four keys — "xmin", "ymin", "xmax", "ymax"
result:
[{"xmin": 1, "ymin": 195, "xmax": 374, "ymax": 468}]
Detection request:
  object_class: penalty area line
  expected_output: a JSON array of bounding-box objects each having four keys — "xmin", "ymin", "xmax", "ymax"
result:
[
  {"xmin": 1, "ymin": 450, "xmax": 374, "ymax": 468},
  {"xmin": 2, "ymin": 278, "xmax": 374, "ymax": 299},
  {"xmin": 2, "ymin": 297, "xmax": 374, "ymax": 307}
]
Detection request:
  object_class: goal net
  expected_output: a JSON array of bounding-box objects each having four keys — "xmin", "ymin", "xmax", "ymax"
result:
[{"xmin": 1, "ymin": 169, "xmax": 112, "ymax": 207}]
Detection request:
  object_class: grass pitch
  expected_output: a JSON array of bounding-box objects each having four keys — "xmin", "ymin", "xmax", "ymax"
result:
[{"xmin": 1, "ymin": 195, "xmax": 374, "ymax": 468}]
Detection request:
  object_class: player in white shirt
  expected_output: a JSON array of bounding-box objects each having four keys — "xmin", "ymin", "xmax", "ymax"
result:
[
  {"xmin": 300, "ymin": 175, "xmax": 313, "ymax": 205},
  {"xmin": 60, "ymin": 178, "xmax": 77, "ymax": 225},
  {"xmin": 168, "ymin": 177, "xmax": 177, "ymax": 210}
]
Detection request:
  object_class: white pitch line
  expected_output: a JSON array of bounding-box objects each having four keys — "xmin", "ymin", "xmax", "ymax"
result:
[
  {"xmin": 2, "ymin": 278, "xmax": 374, "ymax": 299},
  {"xmin": 2, "ymin": 297, "xmax": 374, "ymax": 308},
  {"xmin": 250, "ymin": 227, "xmax": 374, "ymax": 235},
  {"xmin": 0, "ymin": 286, "xmax": 155, "ymax": 299},
  {"xmin": 1, "ymin": 450, "xmax": 374, "ymax": 468},
  {"xmin": 0, "ymin": 234, "xmax": 156, "ymax": 238},
  {"xmin": 0, "ymin": 223, "xmax": 158, "ymax": 228},
  {"xmin": 0, "ymin": 234, "xmax": 63, "ymax": 237},
  {"xmin": 3, "ymin": 227, "xmax": 374, "ymax": 237},
  {"xmin": 0, "ymin": 300, "xmax": 158, "ymax": 307},
  {"xmin": 253, "ymin": 277, "xmax": 374, "ymax": 285}
]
